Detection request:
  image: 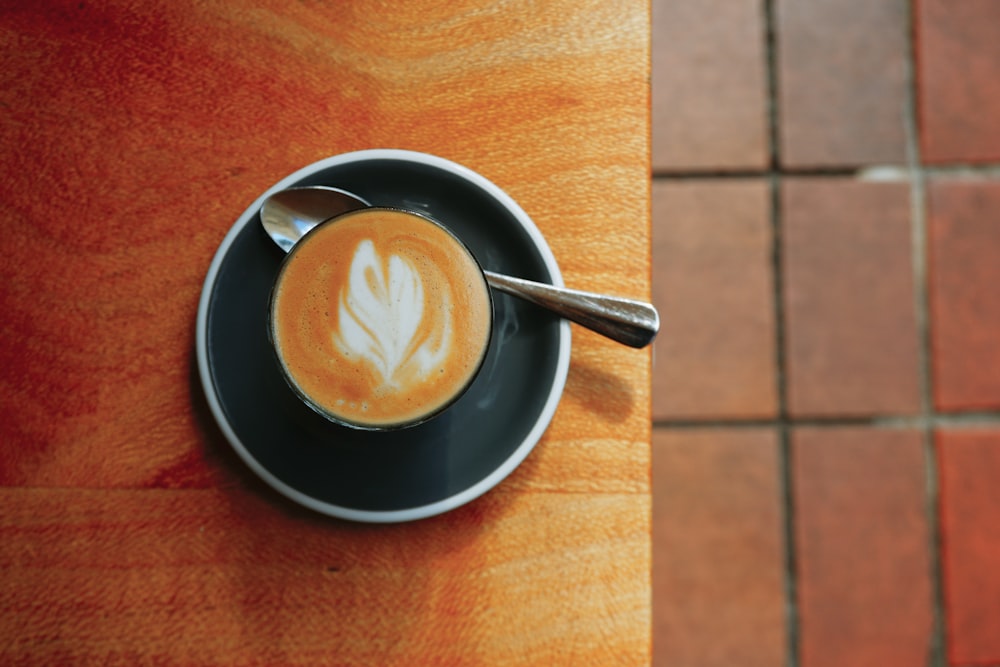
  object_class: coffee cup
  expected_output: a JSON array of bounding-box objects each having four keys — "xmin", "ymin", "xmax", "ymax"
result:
[{"xmin": 268, "ymin": 207, "xmax": 494, "ymax": 430}]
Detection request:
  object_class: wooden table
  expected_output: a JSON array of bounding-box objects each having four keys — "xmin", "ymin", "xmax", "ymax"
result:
[{"xmin": 0, "ymin": 1, "xmax": 651, "ymax": 664}]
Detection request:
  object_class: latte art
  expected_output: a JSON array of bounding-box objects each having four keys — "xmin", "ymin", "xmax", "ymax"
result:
[
  {"xmin": 270, "ymin": 208, "xmax": 492, "ymax": 429},
  {"xmin": 334, "ymin": 239, "xmax": 452, "ymax": 388}
]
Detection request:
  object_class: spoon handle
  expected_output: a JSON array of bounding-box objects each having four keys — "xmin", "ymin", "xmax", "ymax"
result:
[{"xmin": 483, "ymin": 271, "xmax": 659, "ymax": 348}]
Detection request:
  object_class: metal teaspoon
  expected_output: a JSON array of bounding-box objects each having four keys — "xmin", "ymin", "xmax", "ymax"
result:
[{"xmin": 260, "ymin": 186, "xmax": 659, "ymax": 348}]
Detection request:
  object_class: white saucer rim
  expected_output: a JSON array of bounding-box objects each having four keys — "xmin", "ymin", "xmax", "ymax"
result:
[{"xmin": 195, "ymin": 149, "xmax": 571, "ymax": 523}]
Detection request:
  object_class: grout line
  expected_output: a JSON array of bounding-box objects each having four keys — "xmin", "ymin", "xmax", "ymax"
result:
[
  {"xmin": 651, "ymin": 162, "xmax": 1000, "ymax": 182},
  {"xmin": 760, "ymin": 0, "xmax": 800, "ymax": 665},
  {"xmin": 932, "ymin": 412, "xmax": 1000, "ymax": 427},
  {"xmin": 922, "ymin": 164, "xmax": 1000, "ymax": 179},
  {"xmin": 652, "ymin": 411, "xmax": 1000, "ymax": 431},
  {"xmin": 768, "ymin": 169, "xmax": 802, "ymax": 667},
  {"xmin": 769, "ymin": 172, "xmax": 798, "ymax": 667},
  {"xmin": 901, "ymin": 2, "xmax": 946, "ymax": 665},
  {"xmin": 651, "ymin": 167, "xmax": 854, "ymax": 179},
  {"xmin": 860, "ymin": 163, "xmax": 1000, "ymax": 181},
  {"xmin": 652, "ymin": 169, "xmax": 772, "ymax": 179}
]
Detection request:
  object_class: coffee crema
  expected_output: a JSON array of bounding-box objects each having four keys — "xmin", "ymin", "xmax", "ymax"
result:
[{"xmin": 270, "ymin": 208, "xmax": 493, "ymax": 429}]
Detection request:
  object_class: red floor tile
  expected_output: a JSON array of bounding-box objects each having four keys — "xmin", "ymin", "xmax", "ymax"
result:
[
  {"xmin": 916, "ymin": 0, "xmax": 1000, "ymax": 164},
  {"xmin": 651, "ymin": 0, "xmax": 768, "ymax": 171},
  {"xmin": 651, "ymin": 180, "xmax": 777, "ymax": 420},
  {"xmin": 793, "ymin": 427, "xmax": 933, "ymax": 667},
  {"xmin": 937, "ymin": 429, "xmax": 1000, "ymax": 664},
  {"xmin": 653, "ymin": 428, "xmax": 786, "ymax": 667},
  {"xmin": 782, "ymin": 179, "xmax": 921, "ymax": 417},
  {"xmin": 928, "ymin": 180, "xmax": 1000, "ymax": 412},
  {"xmin": 777, "ymin": 0, "xmax": 908, "ymax": 168}
]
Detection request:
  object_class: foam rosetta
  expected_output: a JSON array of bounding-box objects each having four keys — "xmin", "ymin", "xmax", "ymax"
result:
[
  {"xmin": 333, "ymin": 240, "xmax": 451, "ymax": 388},
  {"xmin": 270, "ymin": 208, "xmax": 492, "ymax": 429}
]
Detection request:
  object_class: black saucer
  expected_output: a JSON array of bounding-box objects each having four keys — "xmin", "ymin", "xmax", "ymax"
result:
[{"xmin": 195, "ymin": 151, "xmax": 571, "ymax": 522}]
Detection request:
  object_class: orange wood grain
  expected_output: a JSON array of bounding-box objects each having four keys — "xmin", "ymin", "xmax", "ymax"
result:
[
  {"xmin": 0, "ymin": 0, "xmax": 651, "ymax": 664},
  {"xmin": 1, "ymin": 487, "xmax": 648, "ymax": 665}
]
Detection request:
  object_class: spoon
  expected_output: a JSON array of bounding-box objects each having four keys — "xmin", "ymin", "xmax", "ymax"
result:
[{"xmin": 260, "ymin": 187, "xmax": 660, "ymax": 348}]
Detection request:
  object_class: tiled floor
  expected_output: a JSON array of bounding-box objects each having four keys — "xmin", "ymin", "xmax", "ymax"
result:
[{"xmin": 650, "ymin": 1, "xmax": 1000, "ymax": 666}]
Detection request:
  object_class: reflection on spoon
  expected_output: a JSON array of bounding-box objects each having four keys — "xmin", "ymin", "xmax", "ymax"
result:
[{"xmin": 260, "ymin": 187, "xmax": 660, "ymax": 349}]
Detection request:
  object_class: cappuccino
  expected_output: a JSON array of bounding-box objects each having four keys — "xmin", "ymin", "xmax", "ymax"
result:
[{"xmin": 269, "ymin": 208, "xmax": 493, "ymax": 429}]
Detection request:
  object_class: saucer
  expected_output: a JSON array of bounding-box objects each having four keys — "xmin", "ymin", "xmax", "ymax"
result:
[{"xmin": 195, "ymin": 150, "xmax": 572, "ymax": 522}]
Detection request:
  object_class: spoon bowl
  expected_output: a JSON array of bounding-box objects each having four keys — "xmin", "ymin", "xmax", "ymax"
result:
[
  {"xmin": 261, "ymin": 186, "xmax": 369, "ymax": 252},
  {"xmin": 259, "ymin": 186, "xmax": 659, "ymax": 348}
]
